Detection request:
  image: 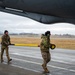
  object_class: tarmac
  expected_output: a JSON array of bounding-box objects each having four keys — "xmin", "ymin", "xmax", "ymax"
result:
[
  {"xmin": 0, "ymin": 46, "xmax": 75, "ymax": 75},
  {"xmin": 0, "ymin": 63, "xmax": 42, "ymax": 75}
]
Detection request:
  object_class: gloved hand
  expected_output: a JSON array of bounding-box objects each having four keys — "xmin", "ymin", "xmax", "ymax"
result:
[{"xmin": 50, "ymin": 44, "xmax": 56, "ymax": 50}]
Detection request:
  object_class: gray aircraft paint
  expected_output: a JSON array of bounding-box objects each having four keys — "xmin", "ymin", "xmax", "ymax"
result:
[{"xmin": 0, "ymin": 0, "xmax": 75, "ymax": 24}]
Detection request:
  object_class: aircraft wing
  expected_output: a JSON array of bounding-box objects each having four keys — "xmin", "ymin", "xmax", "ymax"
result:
[{"xmin": 0, "ymin": 0, "xmax": 75, "ymax": 24}]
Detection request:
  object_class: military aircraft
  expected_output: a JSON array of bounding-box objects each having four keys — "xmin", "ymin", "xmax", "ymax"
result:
[{"xmin": 0, "ymin": 0, "xmax": 75, "ymax": 24}]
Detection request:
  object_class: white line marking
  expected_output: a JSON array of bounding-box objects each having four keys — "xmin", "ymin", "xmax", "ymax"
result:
[
  {"xmin": 12, "ymin": 53, "xmax": 74, "ymax": 65},
  {"xmin": 12, "ymin": 65, "xmax": 41, "ymax": 73},
  {"xmin": 3, "ymin": 62, "xmax": 41, "ymax": 73},
  {"xmin": 12, "ymin": 57, "xmax": 75, "ymax": 72}
]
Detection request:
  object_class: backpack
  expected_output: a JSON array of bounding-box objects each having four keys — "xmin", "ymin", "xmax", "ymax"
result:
[{"xmin": 40, "ymin": 35, "xmax": 49, "ymax": 49}]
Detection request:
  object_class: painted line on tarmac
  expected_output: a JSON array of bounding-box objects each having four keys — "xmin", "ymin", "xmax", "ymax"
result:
[
  {"xmin": 12, "ymin": 57, "xmax": 75, "ymax": 72},
  {"xmin": 3, "ymin": 62, "xmax": 41, "ymax": 73},
  {"xmin": 12, "ymin": 64, "xmax": 41, "ymax": 73},
  {"xmin": 12, "ymin": 53, "xmax": 75, "ymax": 65}
]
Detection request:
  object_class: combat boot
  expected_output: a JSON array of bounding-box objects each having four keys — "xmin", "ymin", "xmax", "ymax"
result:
[
  {"xmin": 44, "ymin": 68, "xmax": 50, "ymax": 73},
  {"xmin": 42, "ymin": 64, "xmax": 50, "ymax": 73},
  {"xmin": 8, "ymin": 59, "xmax": 12, "ymax": 63}
]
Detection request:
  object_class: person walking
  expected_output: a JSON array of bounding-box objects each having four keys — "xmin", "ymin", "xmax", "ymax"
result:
[
  {"xmin": 1, "ymin": 30, "xmax": 12, "ymax": 63},
  {"xmin": 40, "ymin": 31, "xmax": 51, "ymax": 73}
]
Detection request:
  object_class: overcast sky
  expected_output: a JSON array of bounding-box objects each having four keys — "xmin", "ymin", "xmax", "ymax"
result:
[{"xmin": 0, "ymin": 11, "xmax": 75, "ymax": 35}]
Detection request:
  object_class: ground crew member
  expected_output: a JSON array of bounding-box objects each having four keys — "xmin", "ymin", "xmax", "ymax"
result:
[
  {"xmin": 1, "ymin": 30, "xmax": 12, "ymax": 63},
  {"xmin": 40, "ymin": 31, "xmax": 51, "ymax": 73}
]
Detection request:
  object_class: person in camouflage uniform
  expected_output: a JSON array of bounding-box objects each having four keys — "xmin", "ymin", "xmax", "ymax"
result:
[
  {"xmin": 40, "ymin": 31, "xmax": 51, "ymax": 73},
  {"xmin": 1, "ymin": 30, "xmax": 12, "ymax": 63}
]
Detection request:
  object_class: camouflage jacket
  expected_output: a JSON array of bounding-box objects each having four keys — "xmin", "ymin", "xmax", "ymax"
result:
[
  {"xmin": 40, "ymin": 35, "xmax": 50, "ymax": 52},
  {"xmin": 1, "ymin": 34, "xmax": 11, "ymax": 47}
]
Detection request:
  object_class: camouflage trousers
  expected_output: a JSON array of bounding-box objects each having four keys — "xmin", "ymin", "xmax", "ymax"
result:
[
  {"xmin": 41, "ymin": 51, "xmax": 51, "ymax": 68},
  {"xmin": 1, "ymin": 46, "xmax": 10, "ymax": 61}
]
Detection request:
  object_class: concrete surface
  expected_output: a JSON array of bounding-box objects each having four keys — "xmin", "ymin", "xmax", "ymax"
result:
[{"xmin": 0, "ymin": 46, "xmax": 75, "ymax": 75}]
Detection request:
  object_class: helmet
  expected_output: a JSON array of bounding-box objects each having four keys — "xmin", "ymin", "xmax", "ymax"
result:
[
  {"xmin": 45, "ymin": 31, "xmax": 51, "ymax": 36},
  {"xmin": 4, "ymin": 30, "xmax": 8, "ymax": 34}
]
